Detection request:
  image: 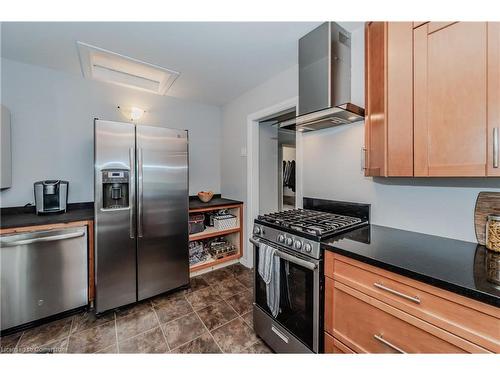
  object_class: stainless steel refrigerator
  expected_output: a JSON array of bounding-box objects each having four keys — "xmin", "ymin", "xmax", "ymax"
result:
[{"xmin": 94, "ymin": 119, "xmax": 189, "ymax": 313}]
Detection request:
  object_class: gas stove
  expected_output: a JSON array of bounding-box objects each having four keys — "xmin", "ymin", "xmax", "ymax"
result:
[
  {"xmin": 250, "ymin": 199, "xmax": 370, "ymax": 354},
  {"xmin": 253, "ymin": 208, "xmax": 368, "ymax": 260}
]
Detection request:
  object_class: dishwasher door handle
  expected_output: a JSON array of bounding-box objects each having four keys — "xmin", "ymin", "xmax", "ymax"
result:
[{"xmin": 1, "ymin": 231, "xmax": 86, "ymax": 247}]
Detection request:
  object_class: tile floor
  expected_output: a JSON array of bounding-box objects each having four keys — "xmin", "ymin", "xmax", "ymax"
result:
[{"xmin": 0, "ymin": 264, "xmax": 272, "ymax": 354}]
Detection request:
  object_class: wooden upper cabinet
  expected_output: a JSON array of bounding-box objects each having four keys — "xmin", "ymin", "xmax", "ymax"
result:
[
  {"xmin": 364, "ymin": 22, "xmax": 414, "ymax": 177},
  {"xmin": 414, "ymin": 22, "xmax": 488, "ymax": 176},
  {"xmin": 488, "ymin": 22, "xmax": 500, "ymax": 176}
]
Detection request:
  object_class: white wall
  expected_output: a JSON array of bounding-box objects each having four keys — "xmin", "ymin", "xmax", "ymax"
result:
[
  {"xmin": 220, "ymin": 64, "xmax": 299, "ymax": 202},
  {"xmin": 302, "ymin": 27, "xmax": 500, "ymax": 243},
  {"xmin": 221, "ymin": 65, "xmax": 299, "ymax": 266},
  {"xmin": 0, "ymin": 58, "xmax": 222, "ymax": 207}
]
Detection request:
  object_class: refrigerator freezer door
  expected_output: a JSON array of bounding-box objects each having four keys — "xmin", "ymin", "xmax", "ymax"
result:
[
  {"xmin": 136, "ymin": 125, "xmax": 189, "ymax": 300},
  {"xmin": 94, "ymin": 120, "xmax": 137, "ymax": 313}
]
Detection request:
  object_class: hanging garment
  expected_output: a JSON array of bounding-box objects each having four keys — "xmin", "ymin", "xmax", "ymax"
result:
[{"xmin": 289, "ymin": 160, "xmax": 296, "ymax": 192}]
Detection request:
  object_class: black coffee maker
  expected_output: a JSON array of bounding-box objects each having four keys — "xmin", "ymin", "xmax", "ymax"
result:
[{"xmin": 34, "ymin": 180, "xmax": 69, "ymax": 214}]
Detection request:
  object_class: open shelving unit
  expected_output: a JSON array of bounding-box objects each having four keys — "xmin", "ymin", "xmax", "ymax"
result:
[{"xmin": 189, "ymin": 203, "xmax": 243, "ymax": 273}]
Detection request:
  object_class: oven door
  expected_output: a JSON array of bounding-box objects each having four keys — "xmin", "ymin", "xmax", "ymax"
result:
[{"xmin": 250, "ymin": 237, "xmax": 322, "ymax": 353}]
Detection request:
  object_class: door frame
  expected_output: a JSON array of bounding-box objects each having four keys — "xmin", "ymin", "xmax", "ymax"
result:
[{"xmin": 244, "ymin": 96, "xmax": 302, "ymax": 267}]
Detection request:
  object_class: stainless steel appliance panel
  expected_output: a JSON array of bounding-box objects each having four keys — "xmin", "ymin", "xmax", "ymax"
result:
[
  {"xmin": 94, "ymin": 120, "xmax": 137, "ymax": 313},
  {"xmin": 0, "ymin": 227, "xmax": 88, "ymax": 330},
  {"xmin": 254, "ymin": 305, "xmax": 311, "ymax": 353},
  {"xmin": 299, "ymin": 22, "xmax": 330, "ymax": 116},
  {"xmin": 136, "ymin": 125, "xmax": 189, "ymax": 300},
  {"xmin": 251, "ymin": 236, "xmax": 321, "ymax": 353}
]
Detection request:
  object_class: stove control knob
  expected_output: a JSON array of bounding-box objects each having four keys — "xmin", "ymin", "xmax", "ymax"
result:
[
  {"xmin": 285, "ymin": 237, "xmax": 293, "ymax": 246},
  {"xmin": 294, "ymin": 240, "xmax": 303, "ymax": 250},
  {"xmin": 277, "ymin": 234, "xmax": 285, "ymax": 243},
  {"xmin": 253, "ymin": 226, "xmax": 262, "ymax": 235},
  {"xmin": 304, "ymin": 243, "xmax": 313, "ymax": 253}
]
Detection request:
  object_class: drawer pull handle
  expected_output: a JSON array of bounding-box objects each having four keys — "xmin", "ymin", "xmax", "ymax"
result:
[
  {"xmin": 374, "ymin": 334, "xmax": 406, "ymax": 354},
  {"xmin": 271, "ymin": 325, "xmax": 289, "ymax": 344},
  {"xmin": 373, "ymin": 282, "xmax": 421, "ymax": 304}
]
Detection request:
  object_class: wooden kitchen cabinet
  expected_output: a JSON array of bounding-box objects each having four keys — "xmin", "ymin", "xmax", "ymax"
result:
[
  {"xmin": 364, "ymin": 22, "xmax": 414, "ymax": 177},
  {"xmin": 414, "ymin": 22, "xmax": 488, "ymax": 176},
  {"xmin": 488, "ymin": 22, "xmax": 500, "ymax": 176},
  {"xmin": 365, "ymin": 21, "xmax": 500, "ymax": 177},
  {"xmin": 323, "ymin": 252, "xmax": 500, "ymax": 353}
]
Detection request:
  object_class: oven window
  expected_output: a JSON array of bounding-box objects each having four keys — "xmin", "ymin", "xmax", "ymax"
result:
[{"xmin": 254, "ymin": 247, "xmax": 314, "ymax": 349}]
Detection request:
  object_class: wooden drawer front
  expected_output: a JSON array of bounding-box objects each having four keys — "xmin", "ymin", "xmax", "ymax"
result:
[
  {"xmin": 332, "ymin": 281, "xmax": 483, "ymax": 353},
  {"xmin": 325, "ymin": 251, "xmax": 335, "ymax": 278},
  {"xmin": 332, "ymin": 255, "xmax": 500, "ymax": 352},
  {"xmin": 324, "ymin": 332, "xmax": 355, "ymax": 353}
]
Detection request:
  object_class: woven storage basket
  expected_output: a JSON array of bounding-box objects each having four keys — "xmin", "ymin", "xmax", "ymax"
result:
[{"xmin": 213, "ymin": 214, "xmax": 237, "ymax": 230}]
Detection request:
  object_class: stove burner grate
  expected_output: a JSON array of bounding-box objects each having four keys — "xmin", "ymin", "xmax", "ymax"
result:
[{"xmin": 257, "ymin": 209, "xmax": 363, "ymax": 237}]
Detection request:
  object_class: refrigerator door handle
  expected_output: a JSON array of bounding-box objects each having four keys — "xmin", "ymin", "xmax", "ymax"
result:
[
  {"xmin": 129, "ymin": 147, "xmax": 136, "ymax": 239},
  {"xmin": 138, "ymin": 147, "xmax": 144, "ymax": 238}
]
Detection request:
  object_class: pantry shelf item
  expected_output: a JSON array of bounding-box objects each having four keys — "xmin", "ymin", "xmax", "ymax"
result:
[
  {"xmin": 189, "ymin": 214, "xmax": 205, "ymax": 235},
  {"xmin": 474, "ymin": 192, "xmax": 500, "ymax": 245},
  {"xmin": 214, "ymin": 213, "xmax": 237, "ymax": 231},
  {"xmin": 197, "ymin": 191, "xmax": 214, "ymax": 203},
  {"xmin": 188, "ymin": 202, "xmax": 243, "ymax": 273},
  {"xmin": 189, "ymin": 241, "xmax": 210, "ymax": 266},
  {"xmin": 208, "ymin": 237, "xmax": 237, "ymax": 259}
]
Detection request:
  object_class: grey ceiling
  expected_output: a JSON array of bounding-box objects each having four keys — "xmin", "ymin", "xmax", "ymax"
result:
[{"xmin": 1, "ymin": 22, "xmax": 363, "ymax": 106}]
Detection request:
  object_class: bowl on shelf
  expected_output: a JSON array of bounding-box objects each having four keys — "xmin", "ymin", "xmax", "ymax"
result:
[{"xmin": 197, "ymin": 191, "xmax": 214, "ymax": 203}]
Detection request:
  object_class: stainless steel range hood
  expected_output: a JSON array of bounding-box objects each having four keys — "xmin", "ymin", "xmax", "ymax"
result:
[{"xmin": 296, "ymin": 22, "xmax": 364, "ymax": 132}]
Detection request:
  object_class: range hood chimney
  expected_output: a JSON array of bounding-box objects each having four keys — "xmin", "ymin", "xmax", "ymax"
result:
[{"xmin": 296, "ymin": 22, "xmax": 364, "ymax": 132}]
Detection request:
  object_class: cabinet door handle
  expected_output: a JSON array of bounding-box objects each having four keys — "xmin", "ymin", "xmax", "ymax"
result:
[
  {"xmin": 374, "ymin": 334, "xmax": 406, "ymax": 354},
  {"xmin": 493, "ymin": 128, "xmax": 499, "ymax": 168},
  {"xmin": 361, "ymin": 147, "xmax": 367, "ymax": 171},
  {"xmin": 373, "ymin": 282, "xmax": 421, "ymax": 304}
]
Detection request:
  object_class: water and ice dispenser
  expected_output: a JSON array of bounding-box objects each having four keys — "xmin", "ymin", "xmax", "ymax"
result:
[{"xmin": 101, "ymin": 170, "xmax": 130, "ymax": 209}]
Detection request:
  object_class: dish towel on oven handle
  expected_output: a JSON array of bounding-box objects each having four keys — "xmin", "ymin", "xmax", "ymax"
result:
[{"xmin": 257, "ymin": 243, "xmax": 280, "ymax": 317}]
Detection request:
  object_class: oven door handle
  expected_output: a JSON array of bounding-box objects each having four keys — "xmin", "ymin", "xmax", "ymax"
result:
[{"xmin": 249, "ymin": 237, "xmax": 318, "ymax": 271}]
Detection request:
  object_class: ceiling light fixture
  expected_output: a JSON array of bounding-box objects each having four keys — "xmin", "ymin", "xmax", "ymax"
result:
[{"xmin": 118, "ymin": 106, "xmax": 145, "ymax": 122}]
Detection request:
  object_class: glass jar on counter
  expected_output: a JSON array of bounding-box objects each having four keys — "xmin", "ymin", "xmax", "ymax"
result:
[{"xmin": 486, "ymin": 215, "xmax": 500, "ymax": 252}]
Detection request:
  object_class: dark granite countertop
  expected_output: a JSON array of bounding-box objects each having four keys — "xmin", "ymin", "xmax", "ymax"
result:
[
  {"xmin": 189, "ymin": 194, "xmax": 243, "ymax": 210},
  {"xmin": 322, "ymin": 224, "xmax": 500, "ymax": 307},
  {"xmin": 0, "ymin": 202, "xmax": 94, "ymax": 230}
]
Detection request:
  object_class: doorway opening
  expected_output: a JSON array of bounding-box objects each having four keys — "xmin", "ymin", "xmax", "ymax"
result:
[{"xmin": 258, "ymin": 108, "xmax": 297, "ymax": 215}]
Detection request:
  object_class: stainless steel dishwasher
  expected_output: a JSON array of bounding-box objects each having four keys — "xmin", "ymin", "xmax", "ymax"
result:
[{"xmin": 0, "ymin": 226, "xmax": 88, "ymax": 330}]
